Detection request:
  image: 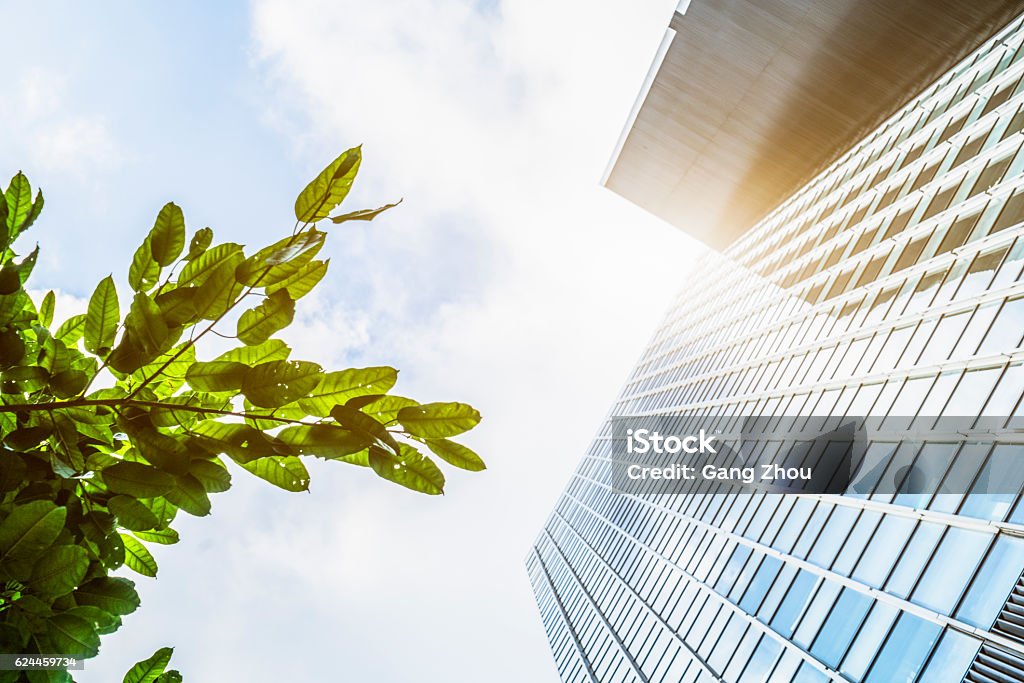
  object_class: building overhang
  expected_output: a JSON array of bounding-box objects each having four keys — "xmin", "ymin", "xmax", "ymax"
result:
[{"xmin": 604, "ymin": 0, "xmax": 1024, "ymax": 250}]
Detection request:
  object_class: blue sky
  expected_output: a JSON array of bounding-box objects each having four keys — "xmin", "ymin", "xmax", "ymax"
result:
[{"xmin": 0, "ymin": 0, "xmax": 703, "ymax": 680}]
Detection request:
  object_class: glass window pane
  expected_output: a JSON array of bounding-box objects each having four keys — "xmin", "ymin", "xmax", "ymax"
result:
[
  {"xmin": 864, "ymin": 612, "xmax": 941, "ymax": 682},
  {"xmin": 911, "ymin": 527, "xmax": 990, "ymax": 613},
  {"xmin": 917, "ymin": 630, "xmax": 981, "ymax": 683}
]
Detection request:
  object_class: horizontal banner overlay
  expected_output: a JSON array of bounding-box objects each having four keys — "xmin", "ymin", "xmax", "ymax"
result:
[{"xmin": 607, "ymin": 415, "xmax": 1024, "ymax": 495}]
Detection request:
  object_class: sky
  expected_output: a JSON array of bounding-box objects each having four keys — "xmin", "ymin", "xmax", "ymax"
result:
[{"xmin": 0, "ymin": 0, "xmax": 705, "ymax": 680}]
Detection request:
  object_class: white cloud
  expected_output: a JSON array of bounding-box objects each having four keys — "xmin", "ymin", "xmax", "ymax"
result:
[{"xmin": 4, "ymin": 66, "xmax": 124, "ymax": 181}]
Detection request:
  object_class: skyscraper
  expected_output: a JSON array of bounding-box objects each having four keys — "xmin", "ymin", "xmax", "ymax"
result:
[{"xmin": 529, "ymin": 3, "xmax": 1024, "ymax": 681}]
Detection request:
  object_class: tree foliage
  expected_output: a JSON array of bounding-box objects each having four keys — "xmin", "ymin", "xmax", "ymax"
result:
[{"xmin": 0, "ymin": 146, "xmax": 484, "ymax": 681}]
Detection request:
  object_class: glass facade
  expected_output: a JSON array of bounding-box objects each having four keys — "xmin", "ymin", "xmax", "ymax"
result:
[{"xmin": 529, "ymin": 12, "xmax": 1024, "ymax": 683}]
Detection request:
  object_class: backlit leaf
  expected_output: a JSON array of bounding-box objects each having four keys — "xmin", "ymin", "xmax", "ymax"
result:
[
  {"xmin": 236, "ymin": 290, "xmax": 294, "ymax": 346},
  {"xmin": 55, "ymin": 314, "xmax": 86, "ymax": 345},
  {"xmin": 124, "ymin": 292, "xmax": 170, "ymax": 356},
  {"xmin": 265, "ymin": 258, "xmax": 329, "ymax": 300},
  {"xmin": 185, "ymin": 361, "xmax": 250, "ymax": 392},
  {"xmin": 128, "ymin": 240, "xmax": 161, "ymax": 292},
  {"xmin": 163, "ymin": 475, "xmax": 211, "ymax": 517},
  {"xmin": 132, "ymin": 528, "xmax": 179, "ymax": 546},
  {"xmin": 425, "ymin": 438, "xmax": 486, "ymax": 471},
  {"xmin": 74, "ymin": 577, "xmax": 140, "ymax": 615},
  {"xmin": 192, "ymin": 254, "xmax": 245, "ymax": 320},
  {"xmin": 397, "ymin": 402, "xmax": 481, "ymax": 438},
  {"xmin": 149, "ymin": 203, "xmax": 185, "ymax": 267},
  {"xmin": 0, "ymin": 501, "xmax": 65, "ymax": 560},
  {"xmin": 178, "ymin": 243, "xmax": 243, "ymax": 286},
  {"xmin": 186, "ymin": 227, "xmax": 213, "ymax": 261},
  {"xmin": 330, "ymin": 404, "xmax": 401, "ymax": 455},
  {"xmin": 190, "ymin": 459, "xmax": 231, "ymax": 493},
  {"xmin": 215, "ymin": 338, "xmax": 290, "ymax": 365},
  {"xmin": 120, "ymin": 534, "xmax": 158, "ymax": 577},
  {"xmin": 294, "ymin": 145, "xmax": 361, "ymax": 223},
  {"xmin": 239, "ymin": 456, "xmax": 309, "ymax": 492},
  {"xmin": 31, "ymin": 545, "xmax": 89, "ymax": 597},
  {"xmin": 123, "ymin": 646, "xmax": 173, "ymax": 683},
  {"xmin": 235, "ymin": 230, "xmax": 325, "ymax": 287},
  {"xmin": 39, "ymin": 290, "xmax": 55, "ymax": 327},
  {"xmin": 108, "ymin": 496, "xmax": 159, "ymax": 532},
  {"xmin": 103, "ymin": 462, "xmax": 175, "ymax": 498},
  {"xmin": 84, "ymin": 276, "xmax": 119, "ymax": 355},
  {"xmin": 241, "ymin": 359, "xmax": 321, "ymax": 408},
  {"xmin": 329, "ymin": 198, "xmax": 402, "ymax": 224},
  {"xmin": 298, "ymin": 366, "xmax": 398, "ymax": 417},
  {"xmin": 46, "ymin": 613, "xmax": 100, "ymax": 658},
  {"xmin": 5, "ymin": 172, "xmax": 32, "ymax": 235},
  {"xmin": 276, "ymin": 424, "xmax": 370, "ymax": 458},
  {"xmin": 368, "ymin": 444, "xmax": 444, "ymax": 495}
]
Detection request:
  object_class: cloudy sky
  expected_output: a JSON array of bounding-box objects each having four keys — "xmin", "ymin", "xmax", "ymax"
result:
[{"xmin": 0, "ymin": 0, "xmax": 704, "ymax": 679}]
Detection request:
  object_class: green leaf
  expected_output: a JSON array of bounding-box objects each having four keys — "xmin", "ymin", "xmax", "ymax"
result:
[
  {"xmin": 124, "ymin": 423, "xmax": 190, "ymax": 475},
  {"xmin": 185, "ymin": 360, "xmax": 250, "ymax": 392},
  {"xmin": 5, "ymin": 172, "xmax": 31, "ymax": 235},
  {"xmin": 66, "ymin": 605, "xmax": 120, "ymax": 636},
  {"xmin": 138, "ymin": 498, "xmax": 177, "ymax": 530},
  {"xmin": 108, "ymin": 496, "xmax": 160, "ymax": 532},
  {"xmin": 153, "ymin": 287, "xmax": 198, "ymax": 326},
  {"xmin": 133, "ymin": 528, "xmax": 179, "ymax": 545},
  {"xmin": 1, "ymin": 365, "xmax": 48, "ymax": 392},
  {"xmin": 0, "ymin": 266, "xmax": 20, "ymax": 295},
  {"xmin": 329, "ymin": 198, "xmax": 402, "ymax": 224},
  {"xmin": 31, "ymin": 545, "xmax": 89, "ymax": 597},
  {"xmin": 50, "ymin": 369, "xmax": 88, "ymax": 398},
  {"xmin": 241, "ymin": 359, "xmax": 321, "ymax": 408},
  {"xmin": 39, "ymin": 290, "xmax": 55, "ymax": 327},
  {"xmin": 190, "ymin": 459, "xmax": 231, "ymax": 493},
  {"xmin": 369, "ymin": 444, "xmax": 444, "ymax": 495},
  {"xmin": 192, "ymin": 255, "xmax": 244, "ymax": 320},
  {"xmin": 128, "ymin": 239, "xmax": 161, "ymax": 292},
  {"xmin": 235, "ymin": 230, "xmax": 325, "ymax": 287},
  {"xmin": 164, "ymin": 475, "xmax": 211, "ymax": 517},
  {"xmin": 22, "ymin": 189, "xmax": 44, "ymax": 234},
  {"xmin": 298, "ymin": 366, "xmax": 398, "ymax": 417},
  {"xmin": 55, "ymin": 314, "xmax": 86, "ymax": 345},
  {"xmin": 103, "ymin": 462, "xmax": 175, "ymax": 498},
  {"xmin": 397, "ymin": 402, "xmax": 481, "ymax": 438},
  {"xmin": 191, "ymin": 421, "xmax": 276, "ymax": 464},
  {"xmin": 148, "ymin": 395, "xmax": 221, "ymax": 428},
  {"xmin": 294, "ymin": 145, "xmax": 362, "ymax": 223},
  {"xmin": 84, "ymin": 275, "xmax": 119, "ymax": 355},
  {"xmin": 46, "ymin": 613, "xmax": 100, "ymax": 658},
  {"xmin": 239, "ymin": 456, "xmax": 310, "ymax": 492},
  {"xmin": 121, "ymin": 534, "xmax": 158, "ymax": 577},
  {"xmin": 0, "ymin": 329, "xmax": 25, "ymax": 368},
  {"xmin": 363, "ymin": 395, "xmax": 419, "ymax": 424},
  {"xmin": 130, "ymin": 342, "xmax": 196, "ymax": 395},
  {"xmin": 330, "ymin": 404, "xmax": 401, "ymax": 455},
  {"xmin": 74, "ymin": 577, "xmax": 140, "ymax": 615},
  {"xmin": 425, "ymin": 438, "xmax": 486, "ymax": 471},
  {"xmin": 178, "ymin": 242, "xmax": 243, "ymax": 286},
  {"xmin": 149, "ymin": 203, "xmax": 185, "ymax": 267},
  {"xmin": 186, "ymin": 227, "xmax": 213, "ymax": 260},
  {"xmin": 155, "ymin": 673, "xmax": 182, "ymax": 683},
  {"xmin": 215, "ymin": 338, "xmax": 290, "ymax": 365},
  {"xmin": 236, "ymin": 290, "xmax": 294, "ymax": 345},
  {"xmin": 265, "ymin": 258, "xmax": 329, "ymax": 300},
  {"xmin": 276, "ymin": 424, "xmax": 370, "ymax": 458},
  {"xmin": 0, "ymin": 501, "xmax": 66, "ymax": 560},
  {"xmin": 124, "ymin": 292, "xmax": 170, "ymax": 356},
  {"xmin": 123, "ymin": 646, "xmax": 173, "ymax": 683}
]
